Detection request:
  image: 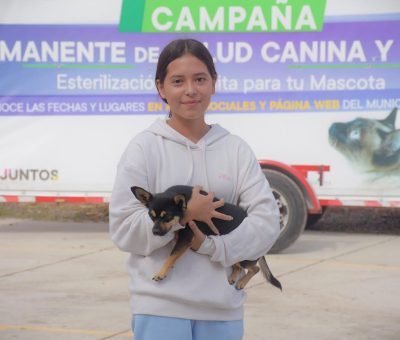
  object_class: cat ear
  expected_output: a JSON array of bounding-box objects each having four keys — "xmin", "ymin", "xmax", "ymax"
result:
[
  {"xmin": 381, "ymin": 108, "xmax": 397, "ymax": 130},
  {"xmin": 174, "ymin": 194, "xmax": 187, "ymax": 210},
  {"xmin": 131, "ymin": 186, "xmax": 153, "ymax": 207}
]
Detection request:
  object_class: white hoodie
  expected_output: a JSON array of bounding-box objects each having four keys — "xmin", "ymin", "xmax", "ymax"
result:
[{"xmin": 109, "ymin": 118, "xmax": 280, "ymax": 321}]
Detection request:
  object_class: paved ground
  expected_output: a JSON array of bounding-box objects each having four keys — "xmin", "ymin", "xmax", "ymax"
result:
[{"xmin": 0, "ymin": 219, "xmax": 399, "ymax": 340}]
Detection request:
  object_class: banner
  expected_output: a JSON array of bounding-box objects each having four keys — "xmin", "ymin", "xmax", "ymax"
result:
[
  {"xmin": 1, "ymin": 20, "xmax": 399, "ymax": 116},
  {"xmin": 0, "ymin": 9, "xmax": 399, "ymax": 197}
]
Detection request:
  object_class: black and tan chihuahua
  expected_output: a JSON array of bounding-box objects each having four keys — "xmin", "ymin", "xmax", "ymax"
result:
[{"xmin": 131, "ymin": 185, "xmax": 282, "ymax": 291}]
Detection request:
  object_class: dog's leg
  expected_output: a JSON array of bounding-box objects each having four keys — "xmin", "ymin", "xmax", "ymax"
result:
[
  {"xmin": 152, "ymin": 244, "xmax": 191, "ymax": 281},
  {"xmin": 236, "ymin": 265, "xmax": 260, "ymax": 290},
  {"xmin": 153, "ymin": 229, "xmax": 192, "ymax": 281},
  {"xmin": 228, "ymin": 263, "xmax": 242, "ymax": 285}
]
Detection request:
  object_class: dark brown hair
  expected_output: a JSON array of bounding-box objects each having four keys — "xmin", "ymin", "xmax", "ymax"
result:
[{"xmin": 155, "ymin": 39, "xmax": 217, "ymax": 103}]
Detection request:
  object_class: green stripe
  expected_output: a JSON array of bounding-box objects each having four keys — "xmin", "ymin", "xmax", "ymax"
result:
[
  {"xmin": 23, "ymin": 64, "xmax": 134, "ymax": 69},
  {"xmin": 119, "ymin": 0, "xmax": 146, "ymax": 32},
  {"xmin": 289, "ymin": 63, "xmax": 400, "ymax": 69}
]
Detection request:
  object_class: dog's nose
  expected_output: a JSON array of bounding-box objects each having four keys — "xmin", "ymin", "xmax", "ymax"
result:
[{"xmin": 152, "ymin": 225, "xmax": 165, "ymax": 236}]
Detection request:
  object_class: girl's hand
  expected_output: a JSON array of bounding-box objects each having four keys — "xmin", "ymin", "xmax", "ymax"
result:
[
  {"xmin": 180, "ymin": 186, "xmax": 233, "ymax": 235},
  {"xmin": 188, "ymin": 221, "xmax": 206, "ymax": 251}
]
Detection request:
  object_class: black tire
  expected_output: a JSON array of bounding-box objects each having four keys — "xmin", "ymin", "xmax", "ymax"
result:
[{"xmin": 263, "ymin": 169, "xmax": 307, "ymax": 253}]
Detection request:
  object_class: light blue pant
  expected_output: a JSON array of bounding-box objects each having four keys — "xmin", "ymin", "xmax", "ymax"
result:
[{"xmin": 132, "ymin": 314, "xmax": 243, "ymax": 340}]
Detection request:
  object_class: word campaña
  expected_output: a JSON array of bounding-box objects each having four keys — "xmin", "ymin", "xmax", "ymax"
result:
[{"xmin": 150, "ymin": 5, "xmax": 317, "ymax": 32}]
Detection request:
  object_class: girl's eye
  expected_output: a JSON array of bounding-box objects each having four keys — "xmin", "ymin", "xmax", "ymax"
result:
[
  {"xmin": 196, "ymin": 77, "xmax": 206, "ymax": 83},
  {"xmin": 172, "ymin": 79, "xmax": 183, "ymax": 85}
]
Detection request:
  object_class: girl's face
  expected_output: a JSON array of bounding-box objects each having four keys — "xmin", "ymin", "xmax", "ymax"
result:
[{"xmin": 156, "ymin": 54, "xmax": 216, "ymax": 123}]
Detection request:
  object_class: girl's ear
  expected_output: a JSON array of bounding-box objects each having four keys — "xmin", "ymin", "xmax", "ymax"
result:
[
  {"xmin": 156, "ymin": 79, "xmax": 166, "ymax": 101},
  {"xmin": 212, "ymin": 76, "xmax": 217, "ymax": 95}
]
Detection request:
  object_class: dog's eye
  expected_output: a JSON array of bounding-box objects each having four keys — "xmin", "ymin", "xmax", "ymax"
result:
[
  {"xmin": 157, "ymin": 212, "xmax": 171, "ymax": 221},
  {"xmin": 149, "ymin": 210, "xmax": 157, "ymax": 221},
  {"xmin": 163, "ymin": 214, "xmax": 177, "ymax": 222}
]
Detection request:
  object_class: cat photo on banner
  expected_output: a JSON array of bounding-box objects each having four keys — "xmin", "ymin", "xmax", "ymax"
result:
[{"xmin": 329, "ymin": 108, "xmax": 400, "ymax": 178}]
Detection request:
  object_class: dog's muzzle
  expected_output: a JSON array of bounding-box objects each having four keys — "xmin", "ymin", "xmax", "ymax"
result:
[{"xmin": 152, "ymin": 222, "xmax": 168, "ymax": 236}]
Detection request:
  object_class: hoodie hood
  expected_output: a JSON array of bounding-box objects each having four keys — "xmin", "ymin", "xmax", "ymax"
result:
[{"xmin": 146, "ymin": 118, "xmax": 230, "ymax": 187}]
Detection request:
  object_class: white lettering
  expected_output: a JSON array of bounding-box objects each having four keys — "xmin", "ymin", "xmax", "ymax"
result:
[
  {"xmin": 261, "ymin": 42, "xmax": 281, "ymax": 63},
  {"xmin": 152, "ymin": 7, "xmax": 173, "ymax": 31},
  {"xmin": 176, "ymin": 7, "xmax": 196, "ymax": 31},
  {"xmin": 0, "ymin": 40, "xmax": 21, "ymax": 61},
  {"xmin": 310, "ymin": 75, "xmax": 385, "ymax": 90},
  {"xmin": 261, "ymin": 40, "xmax": 368, "ymax": 63},
  {"xmin": 247, "ymin": 6, "xmax": 267, "ymax": 31},
  {"xmin": 348, "ymin": 41, "xmax": 366, "ymax": 62},
  {"xmin": 271, "ymin": 5, "xmax": 291, "ymax": 30},
  {"xmin": 0, "ymin": 41, "xmax": 127, "ymax": 63},
  {"xmin": 147, "ymin": 4, "xmax": 319, "ymax": 32},
  {"xmin": 23, "ymin": 41, "xmax": 41, "ymax": 62},
  {"xmin": 199, "ymin": 7, "xmax": 224, "ymax": 31},
  {"xmin": 375, "ymin": 40, "xmax": 394, "ymax": 62},
  {"xmin": 229, "ymin": 7, "xmax": 246, "ymax": 30},
  {"xmin": 295, "ymin": 5, "xmax": 316, "ymax": 30}
]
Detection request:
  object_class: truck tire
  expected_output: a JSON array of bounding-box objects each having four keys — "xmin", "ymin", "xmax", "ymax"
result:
[{"xmin": 263, "ymin": 169, "xmax": 307, "ymax": 253}]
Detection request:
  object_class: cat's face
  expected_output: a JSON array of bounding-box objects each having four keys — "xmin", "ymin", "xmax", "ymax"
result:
[
  {"xmin": 329, "ymin": 118, "xmax": 386, "ymax": 154},
  {"xmin": 329, "ymin": 109, "xmax": 397, "ymax": 170}
]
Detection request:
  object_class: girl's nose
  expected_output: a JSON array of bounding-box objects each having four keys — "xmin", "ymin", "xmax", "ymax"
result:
[{"xmin": 185, "ymin": 82, "xmax": 196, "ymax": 96}]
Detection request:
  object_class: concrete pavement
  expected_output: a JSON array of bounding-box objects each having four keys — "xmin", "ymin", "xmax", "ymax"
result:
[{"xmin": 0, "ymin": 219, "xmax": 399, "ymax": 339}]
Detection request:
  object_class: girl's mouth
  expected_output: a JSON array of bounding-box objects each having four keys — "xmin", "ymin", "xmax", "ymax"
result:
[{"xmin": 182, "ymin": 100, "xmax": 200, "ymax": 108}]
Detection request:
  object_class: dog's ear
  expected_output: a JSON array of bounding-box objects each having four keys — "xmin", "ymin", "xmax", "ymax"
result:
[
  {"xmin": 131, "ymin": 186, "xmax": 153, "ymax": 207},
  {"xmin": 174, "ymin": 194, "xmax": 187, "ymax": 210}
]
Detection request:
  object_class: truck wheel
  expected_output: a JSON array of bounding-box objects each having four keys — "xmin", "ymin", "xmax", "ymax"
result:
[{"xmin": 263, "ymin": 169, "xmax": 307, "ymax": 253}]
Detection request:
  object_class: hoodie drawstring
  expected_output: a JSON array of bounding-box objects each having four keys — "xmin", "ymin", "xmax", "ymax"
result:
[
  {"xmin": 200, "ymin": 141, "xmax": 210, "ymax": 191},
  {"xmin": 185, "ymin": 141, "xmax": 194, "ymax": 185}
]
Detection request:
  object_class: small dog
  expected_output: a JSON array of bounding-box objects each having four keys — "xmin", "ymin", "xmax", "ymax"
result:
[{"xmin": 131, "ymin": 185, "xmax": 282, "ymax": 291}]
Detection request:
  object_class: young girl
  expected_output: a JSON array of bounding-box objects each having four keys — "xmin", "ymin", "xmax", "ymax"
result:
[{"xmin": 109, "ymin": 38, "xmax": 280, "ymax": 340}]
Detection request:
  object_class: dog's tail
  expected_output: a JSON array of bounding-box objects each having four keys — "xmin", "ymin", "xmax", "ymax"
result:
[{"xmin": 259, "ymin": 256, "xmax": 282, "ymax": 291}]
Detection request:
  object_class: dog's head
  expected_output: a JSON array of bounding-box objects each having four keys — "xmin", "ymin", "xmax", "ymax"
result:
[{"xmin": 131, "ymin": 186, "xmax": 186, "ymax": 236}]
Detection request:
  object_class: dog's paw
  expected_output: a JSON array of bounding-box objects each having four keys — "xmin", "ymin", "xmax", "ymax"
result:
[
  {"xmin": 152, "ymin": 273, "xmax": 166, "ymax": 281},
  {"xmin": 235, "ymin": 277, "xmax": 249, "ymax": 290},
  {"xmin": 228, "ymin": 277, "xmax": 236, "ymax": 285},
  {"xmin": 235, "ymin": 282, "xmax": 245, "ymax": 290}
]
